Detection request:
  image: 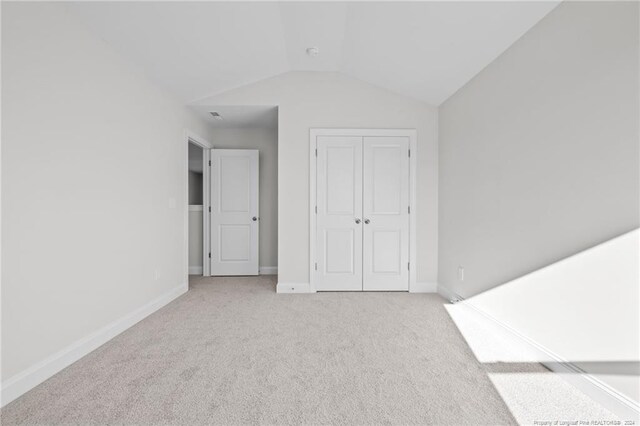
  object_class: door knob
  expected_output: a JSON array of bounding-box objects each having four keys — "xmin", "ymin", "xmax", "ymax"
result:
[
  {"xmin": 252, "ymin": 217, "xmax": 258, "ymax": 221},
  {"xmin": 355, "ymin": 218, "xmax": 361, "ymax": 224},
  {"xmin": 364, "ymin": 219, "xmax": 370, "ymax": 224}
]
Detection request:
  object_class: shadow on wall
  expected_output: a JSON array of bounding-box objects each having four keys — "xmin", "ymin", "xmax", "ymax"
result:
[{"xmin": 442, "ymin": 229, "xmax": 640, "ymax": 419}]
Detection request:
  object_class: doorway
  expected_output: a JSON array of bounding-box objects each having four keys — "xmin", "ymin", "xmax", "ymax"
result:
[
  {"xmin": 188, "ymin": 142, "xmax": 205, "ymax": 276},
  {"xmin": 185, "ymin": 131, "xmax": 213, "ymax": 279},
  {"xmin": 194, "ymin": 105, "xmax": 279, "ymax": 277}
]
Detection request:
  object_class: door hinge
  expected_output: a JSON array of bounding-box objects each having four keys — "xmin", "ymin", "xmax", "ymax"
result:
[
  {"xmin": 408, "ymin": 149, "xmax": 411, "ymax": 158},
  {"xmin": 209, "ymin": 206, "xmax": 211, "ymax": 213},
  {"xmin": 209, "ymin": 160, "xmax": 211, "ymax": 166},
  {"xmin": 209, "ymin": 252, "xmax": 212, "ymax": 259},
  {"xmin": 315, "ymin": 262, "xmax": 318, "ymax": 271},
  {"xmin": 315, "ymin": 148, "xmax": 318, "ymax": 157},
  {"xmin": 408, "ymin": 206, "xmax": 410, "ymax": 214},
  {"xmin": 408, "ymin": 262, "xmax": 410, "ymax": 271},
  {"xmin": 315, "ymin": 205, "xmax": 317, "ymax": 214}
]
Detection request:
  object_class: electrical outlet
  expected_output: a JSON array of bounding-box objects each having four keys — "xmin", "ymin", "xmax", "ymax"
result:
[{"xmin": 458, "ymin": 266, "xmax": 464, "ymax": 281}]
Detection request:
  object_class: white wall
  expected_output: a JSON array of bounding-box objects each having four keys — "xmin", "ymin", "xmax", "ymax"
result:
[
  {"xmin": 1, "ymin": 1, "xmax": 211, "ymax": 393},
  {"xmin": 469, "ymin": 230, "xmax": 639, "ymax": 405},
  {"xmin": 195, "ymin": 72, "xmax": 438, "ymax": 286},
  {"xmin": 438, "ymin": 1, "xmax": 639, "ymax": 414},
  {"xmin": 439, "ymin": 1, "xmax": 639, "ymax": 299},
  {"xmin": 208, "ymin": 127, "xmax": 279, "ymax": 270}
]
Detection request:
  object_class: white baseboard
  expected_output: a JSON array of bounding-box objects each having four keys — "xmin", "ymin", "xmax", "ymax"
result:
[
  {"xmin": 188, "ymin": 266, "xmax": 203, "ymax": 275},
  {"xmin": 1, "ymin": 282, "xmax": 188, "ymax": 407},
  {"xmin": 276, "ymin": 282, "xmax": 436, "ymax": 294},
  {"xmin": 460, "ymin": 299, "xmax": 640, "ymax": 421},
  {"xmin": 542, "ymin": 360, "xmax": 640, "ymax": 421},
  {"xmin": 259, "ymin": 266, "xmax": 278, "ymax": 275},
  {"xmin": 438, "ymin": 283, "xmax": 464, "ymax": 302},
  {"xmin": 190, "ymin": 266, "xmax": 276, "ymax": 276},
  {"xmin": 410, "ymin": 282, "xmax": 437, "ymax": 293},
  {"xmin": 276, "ymin": 282, "xmax": 313, "ymax": 293}
]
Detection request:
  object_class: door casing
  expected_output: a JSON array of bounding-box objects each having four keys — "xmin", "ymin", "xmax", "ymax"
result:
[
  {"xmin": 309, "ymin": 128, "xmax": 417, "ymax": 292},
  {"xmin": 184, "ymin": 130, "xmax": 213, "ymax": 279}
]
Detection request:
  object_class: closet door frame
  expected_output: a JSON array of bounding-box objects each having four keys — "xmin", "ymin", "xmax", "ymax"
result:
[{"xmin": 309, "ymin": 128, "xmax": 417, "ymax": 293}]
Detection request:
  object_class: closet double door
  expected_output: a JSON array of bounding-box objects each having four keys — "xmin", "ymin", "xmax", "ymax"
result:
[{"xmin": 315, "ymin": 135, "xmax": 410, "ymax": 291}]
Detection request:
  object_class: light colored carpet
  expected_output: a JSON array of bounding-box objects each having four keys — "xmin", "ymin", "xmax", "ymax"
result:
[{"xmin": 2, "ymin": 276, "xmax": 526, "ymax": 425}]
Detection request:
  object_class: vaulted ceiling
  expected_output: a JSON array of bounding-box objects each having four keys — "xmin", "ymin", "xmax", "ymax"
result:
[{"xmin": 69, "ymin": 1, "xmax": 559, "ymax": 106}]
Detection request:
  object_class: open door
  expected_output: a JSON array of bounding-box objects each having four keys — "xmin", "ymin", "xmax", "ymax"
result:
[{"xmin": 210, "ymin": 149, "xmax": 259, "ymax": 275}]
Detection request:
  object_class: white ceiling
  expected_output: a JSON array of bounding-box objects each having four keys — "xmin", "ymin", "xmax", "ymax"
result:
[{"xmin": 69, "ymin": 1, "xmax": 559, "ymax": 106}]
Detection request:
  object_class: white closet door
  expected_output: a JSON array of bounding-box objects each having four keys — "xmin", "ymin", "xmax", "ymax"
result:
[
  {"xmin": 363, "ymin": 137, "xmax": 410, "ymax": 291},
  {"xmin": 315, "ymin": 136, "xmax": 363, "ymax": 291},
  {"xmin": 210, "ymin": 149, "xmax": 259, "ymax": 276}
]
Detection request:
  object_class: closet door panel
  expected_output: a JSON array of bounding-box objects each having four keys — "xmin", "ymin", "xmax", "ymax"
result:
[
  {"xmin": 315, "ymin": 136, "xmax": 363, "ymax": 291},
  {"xmin": 363, "ymin": 137, "xmax": 410, "ymax": 291}
]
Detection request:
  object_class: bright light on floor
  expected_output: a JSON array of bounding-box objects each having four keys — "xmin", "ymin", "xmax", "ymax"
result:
[{"xmin": 488, "ymin": 372, "xmax": 620, "ymax": 425}]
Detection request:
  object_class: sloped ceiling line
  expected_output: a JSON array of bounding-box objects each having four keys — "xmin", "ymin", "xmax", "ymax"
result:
[{"xmin": 69, "ymin": 1, "xmax": 560, "ymax": 106}]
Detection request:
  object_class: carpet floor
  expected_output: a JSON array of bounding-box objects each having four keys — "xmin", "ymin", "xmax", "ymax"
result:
[{"xmin": 3, "ymin": 276, "xmax": 538, "ymax": 425}]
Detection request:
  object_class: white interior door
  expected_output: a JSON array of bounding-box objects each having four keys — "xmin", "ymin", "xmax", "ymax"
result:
[
  {"xmin": 362, "ymin": 137, "xmax": 410, "ymax": 291},
  {"xmin": 315, "ymin": 136, "xmax": 363, "ymax": 291},
  {"xmin": 210, "ymin": 149, "xmax": 259, "ymax": 276}
]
